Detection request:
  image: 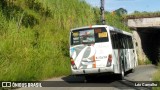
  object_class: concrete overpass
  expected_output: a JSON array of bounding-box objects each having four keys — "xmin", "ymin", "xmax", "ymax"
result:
[{"xmin": 128, "ymin": 17, "xmax": 160, "ymax": 65}]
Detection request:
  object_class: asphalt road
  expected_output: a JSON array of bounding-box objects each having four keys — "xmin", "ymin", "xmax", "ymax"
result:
[{"xmin": 17, "ymin": 65, "xmax": 158, "ymax": 90}]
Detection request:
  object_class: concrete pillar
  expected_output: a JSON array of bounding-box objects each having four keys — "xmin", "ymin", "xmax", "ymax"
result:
[{"xmin": 132, "ymin": 29, "xmax": 147, "ymax": 62}]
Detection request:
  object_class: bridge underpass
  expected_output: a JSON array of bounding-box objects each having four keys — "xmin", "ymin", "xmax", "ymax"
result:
[
  {"xmin": 128, "ymin": 17, "xmax": 160, "ymax": 65},
  {"xmin": 137, "ymin": 27, "xmax": 160, "ymax": 64}
]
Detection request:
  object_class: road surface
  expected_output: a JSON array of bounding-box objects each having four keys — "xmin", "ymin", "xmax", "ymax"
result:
[{"xmin": 17, "ymin": 65, "xmax": 158, "ymax": 90}]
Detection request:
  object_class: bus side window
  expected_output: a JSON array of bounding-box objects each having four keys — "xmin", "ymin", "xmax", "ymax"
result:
[
  {"xmin": 110, "ymin": 31, "xmax": 119, "ymax": 49},
  {"xmin": 122, "ymin": 35, "xmax": 126, "ymax": 49},
  {"xmin": 115, "ymin": 33, "xmax": 120, "ymax": 49},
  {"xmin": 124, "ymin": 35, "xmax": 129, "ymax": 49},
  {"xmin": 127, "ymin": 36, "xmax": 130, "ymax": 49},
  {"xmin": 110, "ymin": 31, "xmax": 115, "ymax": 49},
  {"xmin": 117, "ymin": 33, "xmax": 123, "ymax": 49},
  {"xmin": 128, "ymin": 36, "xmax": 134, "ymax": 49}
]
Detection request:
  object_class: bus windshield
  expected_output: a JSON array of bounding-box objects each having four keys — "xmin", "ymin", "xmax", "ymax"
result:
[{"xmin": 71, "ymin": 27, "xmax": 109, "ymax": 45}]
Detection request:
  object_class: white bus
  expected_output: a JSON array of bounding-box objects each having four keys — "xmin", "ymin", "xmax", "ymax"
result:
[{"xmin": 69, "ymin": 25, "xmax": 138, "ymax": 79}]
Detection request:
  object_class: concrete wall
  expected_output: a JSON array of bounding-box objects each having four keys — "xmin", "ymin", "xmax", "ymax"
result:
[
  {"xmin": 128, "ymin": 17, "xmax": 160, "ymax": 28},
  {"xmin": 132, "ymin": 30, "xmax": 147, "ymax": 62},
  {"xmin": 128, "ymin": 17, "xmax": 160, "ymax": 64}
]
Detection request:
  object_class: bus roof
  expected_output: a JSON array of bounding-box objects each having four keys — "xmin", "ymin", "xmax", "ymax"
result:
[
  {"xmin": 71, "ymin": 25, "xmax": 132, "ymax": 36},
  {"xmin": 71, "ymin": 25, "xmax": 108, "ymax": 31}
]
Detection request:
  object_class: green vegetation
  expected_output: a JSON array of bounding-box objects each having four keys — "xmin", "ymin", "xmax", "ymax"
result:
[
  {"xmin": 0, "ymin": 0, "xmax": 130, "ymax": 81},
  {"xmin": 126, "ymin": 11, "xmax": 160, "ymax": 19},
  {"xmin": 152, "ymin": 63, "xmax": 160, "ymax": 90},
  {"xmin": 138, "ymin": 57, "xmax": 152, "ymax": 65}
]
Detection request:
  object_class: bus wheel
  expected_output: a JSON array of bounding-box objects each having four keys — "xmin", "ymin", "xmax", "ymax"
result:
[
  {"xmin": 131, "ymin": 68, "xmax": 135, "ymax": 73},
  {"xmin": 131, "ymin": 60, "xmax": 135, "ymax": 73},
  {"xmin": 119, "ymin": 65, "xmax": 125, "ymax": 80}
]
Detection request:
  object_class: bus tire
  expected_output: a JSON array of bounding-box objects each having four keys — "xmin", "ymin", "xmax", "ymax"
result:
[
  {"xmin": 131, "ymin": 59, "xmax": 136, "ymax": 73},
  {"xmin": 119, "ymin": 64, "xmax": 125, "ymax": 80},
  {"xmin": 131, "ymin": 68, "xmax": 135, "ymax": 73}
]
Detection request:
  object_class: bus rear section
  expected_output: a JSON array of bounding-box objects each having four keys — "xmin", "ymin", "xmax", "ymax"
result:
[{"xmin": 69, "ymin": 26, "xmax": 114, "ymax": 75}]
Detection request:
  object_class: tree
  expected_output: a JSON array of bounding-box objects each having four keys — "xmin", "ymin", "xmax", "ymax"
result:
[
  {"xmin": 133, "ymin": 10, "xmax": 140, "ymax": 14},
  {"xmin": 114, "ymin": 8, "xmax": 127, "ymax": 16}
]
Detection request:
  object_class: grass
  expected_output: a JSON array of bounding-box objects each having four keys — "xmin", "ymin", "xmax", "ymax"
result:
[
  {"xmin": 138, "ymin": 57, "xmax": 152, "ymax": 65},
  {"xmin": 152, "ymin": 63, "xmax": 160, "ymax": 90},
  {"xmin": 126, "ymin": 11, "xmax": 160, "ymax": 19},
  {"xmin": 0, "ymin": 0, "xmax": 130, "ymax": 81}
]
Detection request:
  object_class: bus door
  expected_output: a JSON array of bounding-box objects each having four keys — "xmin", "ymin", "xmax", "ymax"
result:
[{"xmin": 120, "ymin": 36, "xmax": 130, "ymax": 71}]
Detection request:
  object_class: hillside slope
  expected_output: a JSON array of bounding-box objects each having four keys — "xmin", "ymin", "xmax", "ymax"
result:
[{"xmin": 0, "ymin": 0, "xmax": 130, "ymax": 81}]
